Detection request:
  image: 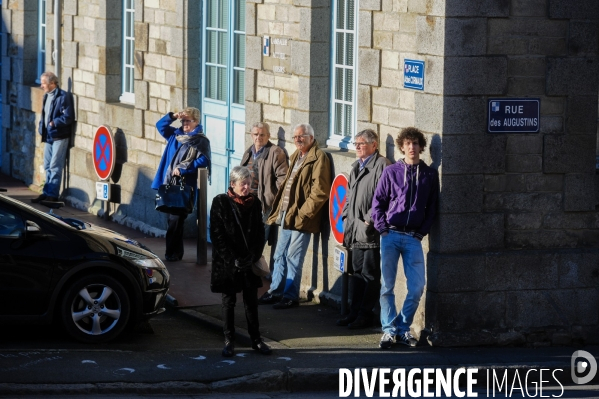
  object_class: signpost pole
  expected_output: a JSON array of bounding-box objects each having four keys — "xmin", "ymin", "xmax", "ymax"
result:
[
  {"xmin": 329, "ymin": 173, "xmax": 350, "ymax": 316},
  {"xmin": 196, "ymin": 168, "xmax": 208, "ymax": 265},
  {"xmin": 341, "ymin": 267, "xmax": 348, "ymax": 316}
]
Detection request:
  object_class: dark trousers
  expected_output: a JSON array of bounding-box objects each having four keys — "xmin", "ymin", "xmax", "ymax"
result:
[
  {"xmin": 349, "ymin": 247, "xmax": 381, "ymax": 319},
  {"xmin": 222, "ymin": 283, "xmax": 260, "ymax": 342},
  {"xmin": 166, "ymin": 213, "xmax": 187, "ymax": 257}
]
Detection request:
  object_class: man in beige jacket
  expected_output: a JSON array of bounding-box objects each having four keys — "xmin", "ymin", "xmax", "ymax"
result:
[{"xmin": 259, "ymin": 123, "xmax": 332, "ymax": 309}]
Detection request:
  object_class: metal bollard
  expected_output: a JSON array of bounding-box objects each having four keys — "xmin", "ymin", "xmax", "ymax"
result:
[{"xmin": 196, "ymin": 168, "xmax": 208, "ymax": 265}]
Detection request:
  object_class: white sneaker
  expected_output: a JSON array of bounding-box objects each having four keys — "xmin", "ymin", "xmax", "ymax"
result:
[{"xmin": 379, "ymin": 333, "xmax": 394, "ymax": 349}]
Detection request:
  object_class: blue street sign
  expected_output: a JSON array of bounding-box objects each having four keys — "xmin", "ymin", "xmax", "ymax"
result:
[
  {"xmin": 334, "ymin": 246, "xmax": 347, "ymax": 273},
  {"xmin": 488, "ymin": 98, "xmax": 540, "ymax": 133},
  {"xmin": 403, "ymin": 59, "xmax": 425, "ymax": 90}
]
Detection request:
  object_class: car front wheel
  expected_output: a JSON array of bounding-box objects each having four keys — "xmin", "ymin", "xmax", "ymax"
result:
[{"xmin": 61, "ymin": 274, "xmax": 131, "ymax": 343}]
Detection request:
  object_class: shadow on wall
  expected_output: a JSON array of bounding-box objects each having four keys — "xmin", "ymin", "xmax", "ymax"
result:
[
  {"xmin": 307, "ymin": 152, "xmax": 334, "ymax": 300},
  {"xmin": 385, "ymin": 135, "xmax": 396, "ymax": 163},
  {"xmin": 109, "ymin": 128, "xmax": 170, "ymax": 235},
  {"xmin": 276, "ymin": 126, "xmax": 289, "ymax": 159},
  {"xmin": 430, "ymin": 134, "xmax": 442, "ymax": 171},
  {"xmin": 61, "ymin": 77, "xmax": 77, "ymax": 198}
]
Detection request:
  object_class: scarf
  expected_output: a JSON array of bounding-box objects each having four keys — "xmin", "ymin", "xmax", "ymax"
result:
[
  {"xmin": 227, "ymin": 187, "xmax": 255, "ymax": 210},
  {"xmin": 165, "ymin": 126, "xmax": 212, "ymax": 184}
]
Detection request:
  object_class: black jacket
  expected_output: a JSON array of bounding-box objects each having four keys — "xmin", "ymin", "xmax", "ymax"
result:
[
  {"xmin": 210, "ymin": 193, "xmax": 265, "ymax": 294},
  {"xmin": 342, "ymin": 151, "xmax": 391, "ymax": 249}
]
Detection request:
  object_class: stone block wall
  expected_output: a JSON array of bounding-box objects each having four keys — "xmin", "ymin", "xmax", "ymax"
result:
[
  {"xmin": 1, "ymin": 0, "xmax": 43, "ymax": 182},
  {"xmin": 425, "ymin": 0, "xmax": 599, "ymax": 346},
  {"xmin": 2, "ymin": 0, "xmax": 203, "ymax": 235}
]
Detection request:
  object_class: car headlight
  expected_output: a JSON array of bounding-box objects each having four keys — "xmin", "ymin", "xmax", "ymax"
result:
[
  {"xmin": 131, "ymin": 257, "xmax": 167, "ymax": 270},
  {"xmin": 116, "ymin": 246, "xmax": 166, "ymax": 270}
]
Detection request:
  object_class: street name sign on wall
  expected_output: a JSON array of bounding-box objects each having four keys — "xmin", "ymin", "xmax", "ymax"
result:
[
  {"xmin": 92, "ymin": 125, "xmax": 115, "ymax": 180},
  {"xmin": 488, "ymin": 98, "xmax": 540, "ymax": 133},
  {"xmin": 329, "ymin": 173, "xmax": 349, "ymax": 245},
  {"xmin": 403, "ymin": 59, "xmax": 425, "ymax": 90}
]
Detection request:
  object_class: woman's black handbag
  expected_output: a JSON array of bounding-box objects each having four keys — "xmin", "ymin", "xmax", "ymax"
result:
[{"xmin": 155, "ymin": 177, "xmax": 194, "ymax": 215}]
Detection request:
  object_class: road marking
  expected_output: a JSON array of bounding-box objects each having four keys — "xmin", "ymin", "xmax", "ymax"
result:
[
  {"xmin": 190, "ymin": 355, "xmax": 206, "ymax": 360},
  {"xmin": 157, "ymin": 364, "xmax": 170, "ymax": 370},
  {"xmin": 217, "ymin": 360, "xmax": 235, "ymax": 367},
  {"xmin": 113, "ymin": 368, "xmax": 135, "ymax": 375}
]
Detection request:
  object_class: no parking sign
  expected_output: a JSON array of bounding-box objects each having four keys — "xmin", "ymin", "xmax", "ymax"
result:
[
  {"xmin": 329, "ymin": 173, "xmax": 349, "ymax": 245},
  {"xmin": 92, "ymin": 125, "xmax": 115, "ymax": 181}
]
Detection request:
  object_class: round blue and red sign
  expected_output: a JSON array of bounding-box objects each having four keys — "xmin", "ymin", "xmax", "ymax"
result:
[
  {"xmin": 329, "ymin": 173, "xmax": 349, "ymax": 245},
  {"xmin": 93, "ymin": 125, "xmax": 115, "ymax": 181}
]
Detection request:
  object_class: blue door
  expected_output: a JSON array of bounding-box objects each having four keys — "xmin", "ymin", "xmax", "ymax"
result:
[{"xmin": 202, "ymin": 0, "xmax": 246, "ymax": 238}]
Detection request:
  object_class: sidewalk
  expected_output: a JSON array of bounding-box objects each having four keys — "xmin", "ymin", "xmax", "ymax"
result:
[{"xmin": 1, "ymin": 174, "xmax": 598, "ymax": 395}]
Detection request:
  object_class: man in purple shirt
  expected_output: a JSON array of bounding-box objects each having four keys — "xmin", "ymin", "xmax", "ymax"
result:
[{"xmin": 371, "ymin": 127, "xmax": 439, "ymax": 348}]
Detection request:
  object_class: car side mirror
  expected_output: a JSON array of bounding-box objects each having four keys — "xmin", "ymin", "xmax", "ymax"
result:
[{"xmin": 26, "ymin": 220, "xmax": 42, "ymax": 234}]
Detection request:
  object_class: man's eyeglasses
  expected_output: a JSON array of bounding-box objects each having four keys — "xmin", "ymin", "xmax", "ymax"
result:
[
  {"xmin": 353, "ymin": 141, "xmax": 372, "ymax": 147},
  {"xmin": 181, "ymin": 119, "xmax": 194, "ymax": 124},
  {"xmin": 292, "ymin": 134, "xmax": 310, "ymax": 140}
]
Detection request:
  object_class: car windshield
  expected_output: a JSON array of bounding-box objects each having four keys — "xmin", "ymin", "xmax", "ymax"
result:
[{"xmin": 0, "ymin": 195, "xmax": 77, "ymax": 229}]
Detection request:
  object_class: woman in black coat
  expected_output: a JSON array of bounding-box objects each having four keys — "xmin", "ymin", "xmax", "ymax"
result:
[{"xmin": 210, "ymin": 166, "xmax": 271, "ymax": 357}]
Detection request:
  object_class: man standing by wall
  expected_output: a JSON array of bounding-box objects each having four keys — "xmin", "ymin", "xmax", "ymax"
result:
[
  {"xmin": 372, "ymin": 127, "xmax": 439, "ymax": 348},
  {"xmin": 240, "ymin": 122, "xmax": 289, "ymax": 273},
  {"xmin": 32, "ymin": 71, "xmax": 75, "ymax": 203},
  {"xmin": 338, "ymin": 129, "xmax": 390, "ymax": 329},
  {"xmin": 259, "ymin": 123, "xmax": 332, "ymax": 309}
]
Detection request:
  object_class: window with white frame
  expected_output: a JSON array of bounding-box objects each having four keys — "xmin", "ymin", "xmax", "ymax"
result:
[
  {"xmin": 36, "ymin": 0, "xmax": 46, "ymax": 83},
  {"xmin": 120, "ymin": 0, "xmax": 135, "ymax": 104},
  {"xmin": 205, "ymin": 0, "xmax": 228, "ymax": 101},
  {"xmin": 232, "ymin": 0, "xmax": 245, "ymax": 104},
  {"xmin": 328, "ymin": 0, "xmax": 358, "ymax": 149}
]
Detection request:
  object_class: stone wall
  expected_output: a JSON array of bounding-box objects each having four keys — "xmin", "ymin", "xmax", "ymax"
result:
[
  {"xmin": 1, "ymin": 0, "xmax": 43, "ymax": 183},
  {"xmin": 425, "ymin": 0, "xmax": 599, "ymax": 346},
  {"xmin": 1, "ymin": 0, "xmax": 203, "ymax": 235}
]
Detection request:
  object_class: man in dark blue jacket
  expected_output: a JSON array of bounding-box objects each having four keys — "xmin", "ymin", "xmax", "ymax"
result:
[
  {"xmin": 32, "ymin": 71, "xmax": 75, "ymax": 203},
  {"xmin": 372, "ymin": 127, "xmax": 439, "ymax": 349}
]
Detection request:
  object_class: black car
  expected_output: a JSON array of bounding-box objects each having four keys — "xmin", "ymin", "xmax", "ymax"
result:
[{"xmin": 0, "ymin": 193, "xmax": 170, "ymax": 343}]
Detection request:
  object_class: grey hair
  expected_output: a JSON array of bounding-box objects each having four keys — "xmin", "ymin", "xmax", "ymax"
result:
[
  {"xmin": 251, "ymin": 122, "xmax": 271, "ymax": 136},
  {"xmin": 229, "ymin": 166, "xmax": 251, "ymax": 186},
  {"xmin": 294, "ymin": 123, "xmax": 314, "ymax": 137},
  {"xmin": 181, "ymin": 107, "xmax": 201, "ymax": 122},
  {"xmin": 355, "ymin": 129, "xmax": 378, "ymax": 144},
  {"xmin": 41, "ymin": 71, "xmax": 59, "ymax": 85}
]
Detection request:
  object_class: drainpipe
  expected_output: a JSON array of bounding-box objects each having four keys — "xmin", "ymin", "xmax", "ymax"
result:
[{"xmin": 53, "ymin": 0, "xmax": 62, "ymax": 79}]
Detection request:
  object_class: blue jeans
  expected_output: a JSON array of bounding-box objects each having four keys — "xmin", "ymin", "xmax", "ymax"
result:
[
  {"xmin": 380, "ymin": 230, "xmax": 426, "ymax": 336},
  {"xmin": 43, "ymin": 139, "xmax": 69, "ymax": 198},
  {"xmin": 268, "ymin": 226, "xmax": 311, "ymax": 301}
]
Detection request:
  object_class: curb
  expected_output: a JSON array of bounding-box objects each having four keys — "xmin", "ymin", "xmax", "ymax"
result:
[
  {"xmin": 178, "ymin": 308, "xmax": 288, "ymax": 350},
  {"xmin": 1, "ymin": 365, "xmax": 590, "ymax": 395}
]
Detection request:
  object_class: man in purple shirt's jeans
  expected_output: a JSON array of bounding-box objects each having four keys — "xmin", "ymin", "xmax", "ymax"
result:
[{"xmin": 371, "ymin": 127, "xmax": 439, "ymax": 348}]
